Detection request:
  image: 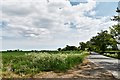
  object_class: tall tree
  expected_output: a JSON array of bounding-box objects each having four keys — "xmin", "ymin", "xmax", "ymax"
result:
[
  {"xmin": 79, "ymin": 42, "xmax": 87, "ymax": 50},
  {"xmin": 89, "ymin": 30, "xmax": 116, "ymax": 52},
  {"xmin": 111, "ymin": 5, "xmax": 120, "ymax": 49},
  {"xmin": 110, "ymin": 24, "xmax": 120, "ymax": 44}
]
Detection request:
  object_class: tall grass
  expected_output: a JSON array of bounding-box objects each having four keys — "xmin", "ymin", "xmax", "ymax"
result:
[{"xmin": 2, "ymin": 51, "xmax": 88, "ymax": 75}]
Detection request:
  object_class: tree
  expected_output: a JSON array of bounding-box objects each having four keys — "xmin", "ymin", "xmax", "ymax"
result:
[
  {"xmin": 110, "ymin": 6, "xmax": 120, "ymax": 50},
  {"xmin": 110, "ymin": 24, "xmax": 120, "ymax": 44},
  {"xmin": 111, "ymin": 15, "xmax": 120, "ymax": 21},
  {"xmin": 89, "ymin": 30, "xmax": 117, "ymax": 52},
  {"xmin": 61, "ymin": 45, "xmax": 79, "ymax": 51},
  {"xmin": 57, "ymin": 48, "xmax": 61, "ymax": 51},
  {"xmin": 79, "ymin": 42, "xmax": 87, "ymax": 50},
  {"xmin": 111, "ymin": 7, "xmax": 120, "ymax": 21}
]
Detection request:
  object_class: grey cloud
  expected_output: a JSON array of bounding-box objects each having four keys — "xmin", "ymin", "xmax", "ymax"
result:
[
  {"xmin": 33, "ymin": 17, "xmax": 55, "ymax": 28},
  {"xmin": 2, "ymin": 4, "xmax": 33, "ymax": 16},
  {"xmin": 1, "ymin": 0, "xmax": 115, "ymax": 44}
]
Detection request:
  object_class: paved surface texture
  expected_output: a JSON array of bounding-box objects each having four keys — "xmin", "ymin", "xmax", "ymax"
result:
[{"xmin": 88, "ymin": 52, "xmax": 120, "ymax": 79}]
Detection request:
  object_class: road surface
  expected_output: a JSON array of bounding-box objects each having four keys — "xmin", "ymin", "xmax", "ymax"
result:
[{"xmin": 88, "ymin": 52, "xmax": 120, "ymax": 79}]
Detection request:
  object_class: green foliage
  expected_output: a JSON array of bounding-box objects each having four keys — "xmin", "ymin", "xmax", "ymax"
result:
[
  {"xmin": 57, "ymin": 48, "xmax": 62, "ymax": 51},
  {"xmin": 61, "ymin": 45, "xmax": 80, "ymax": 51},
  {"xmin": 110, "ymin": 7, "xmax": 120, "ymax": 50},
  {"xmin": 85, "ymin": 30, "xmax": 117, "ymax": 52},
  {"xmin": 111, "ymin": 7, "xmax": 120, "ymax": 21},
  {"xmin": 2, "ymin": 51, "xmax": 87, "ymax": 75},
  {"xmin": 110, "ymin": 24, "xmax": 120, "ymax": 44},
  {"xmin": 79, "ymin": 42, "xmax": 87, "ymax": 50}
]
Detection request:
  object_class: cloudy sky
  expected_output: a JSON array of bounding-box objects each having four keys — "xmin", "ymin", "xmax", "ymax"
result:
[{"xmin": 0, "ymin": 0, "xmax": 119, "ymax": 50}]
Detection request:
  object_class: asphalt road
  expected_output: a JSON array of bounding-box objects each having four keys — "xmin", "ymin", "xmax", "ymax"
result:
[{"xmin": 88, "ymin": 52, "xmax": 120, "ymax": 79}]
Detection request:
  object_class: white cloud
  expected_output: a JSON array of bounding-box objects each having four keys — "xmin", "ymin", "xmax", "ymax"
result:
[
  {"xmin": 1, "ymin": 0, "xmax": 117, "ymax": 50},
  {"xmin": 89, "ymin": 11, "xmax": 96, "ymax": 16}
]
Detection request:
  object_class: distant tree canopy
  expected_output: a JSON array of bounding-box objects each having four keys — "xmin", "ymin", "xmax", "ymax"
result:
[
  {"xmin": 58, "ymin": 45, "xmax": 79, "ymax": 51},
  {"xmin": 78, "ymin": 42, "xmax": 87, "ymax": 51},
  {"xmin": 57, "ymin": 48, "xmax": 62, "ymax": 51}
]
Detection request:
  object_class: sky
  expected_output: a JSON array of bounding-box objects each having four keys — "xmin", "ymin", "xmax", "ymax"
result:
[{"xmin": 0, "ymin": 0, "xmax": 119, "ymax": 51}]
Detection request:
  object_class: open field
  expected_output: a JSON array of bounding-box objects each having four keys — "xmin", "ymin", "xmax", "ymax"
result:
[{"xmin": 1, "ymin": 51, "xmax": 88, "ymax": 78}]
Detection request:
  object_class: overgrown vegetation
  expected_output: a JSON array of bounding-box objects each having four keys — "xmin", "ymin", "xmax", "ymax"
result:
[{"xmin": 2, "ymin": 51, "xmax": 88, "ymax": 76}]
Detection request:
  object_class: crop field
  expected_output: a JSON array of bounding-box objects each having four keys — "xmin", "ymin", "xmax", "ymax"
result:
[{"xmin": 1, "ymin": 51, "xmax": 88, "ymax": 77}]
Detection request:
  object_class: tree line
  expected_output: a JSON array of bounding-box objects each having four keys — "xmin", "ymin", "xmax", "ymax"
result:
[{"xmin": 58, "ymin": 7, "xmax": 120, "ymax": 52}]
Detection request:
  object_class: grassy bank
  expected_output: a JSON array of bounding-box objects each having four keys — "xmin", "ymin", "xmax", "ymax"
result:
[
  {"xmin": 104, "ymin": 53, "xmax": 120, "ymax": 59},
  {"xmin": 101, "ymin": 51, "xmax": 120, "ymax": 59},
  {"xmin": 2, "ymin": 51, "xmax": 88, "ymax": 77}
]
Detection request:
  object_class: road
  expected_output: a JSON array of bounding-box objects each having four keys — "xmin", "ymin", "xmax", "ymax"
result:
[{"xmin": 88, "ymin": 52, "xmax": 120, "ymax": 79}]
